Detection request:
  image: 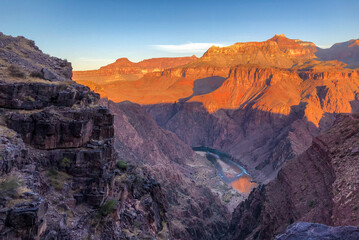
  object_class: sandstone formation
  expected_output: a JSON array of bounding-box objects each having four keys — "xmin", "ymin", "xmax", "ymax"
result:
[
  {"xmin": 226, "ymin": 113, "xmax": 359, "ymax": 239},
  {"xmin": 73, "ymin": 55, "xmax": 197, "ymax": 84}
]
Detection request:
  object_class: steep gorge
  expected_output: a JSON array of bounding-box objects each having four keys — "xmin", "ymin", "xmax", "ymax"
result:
[
  {"xmin": 0, "ymin": 32, "xmax": 235, "ymax": 240},
  {"xmin": 227, "ymin": 113, "xmax": 359, "ymax": 239},
  {"xmin": 76, "ymin": 34, "xmax": 359, "ymax": 182}
]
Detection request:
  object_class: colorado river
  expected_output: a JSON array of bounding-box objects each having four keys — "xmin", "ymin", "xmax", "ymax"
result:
[{"xmin": 193, "ymin": 146, "xmax": 257, "ymax": 194}]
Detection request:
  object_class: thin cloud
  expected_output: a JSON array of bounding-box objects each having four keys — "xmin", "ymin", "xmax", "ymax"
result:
[
  {"xmin": 317, "ymin": 45, "xmax": 332, "ymax": 49},
  {"xmin": 153, "ymin": 42, "xmax": 224, "ymax": 53},
  {"xmin": 79, "ymin": 57, "xmax": 114, "ymax": 62}
]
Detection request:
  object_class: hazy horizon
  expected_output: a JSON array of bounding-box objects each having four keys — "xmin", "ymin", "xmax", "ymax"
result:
[{"xmin": 1, "ymin": 0, "xmax": 358, "ymax": 70}]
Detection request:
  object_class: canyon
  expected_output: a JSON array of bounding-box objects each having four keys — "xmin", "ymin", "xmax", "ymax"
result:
[
  {"xmin": 72, "ymin": 34, "xmax": 359, "ymax": 239},
  {"xmin": 0, "ymin": 33, "xmax": 239, "ymax": 240},
  {"xmin": 1, "ymin": 31, "xmax": 359, "ymax": 240},
  {"xmin": 227, "ymin": 113, "xmax": 359, "ymax": 239},
  {"xmin": 74, "ymin": 34, "xmax": 359, "ymax": 183}
]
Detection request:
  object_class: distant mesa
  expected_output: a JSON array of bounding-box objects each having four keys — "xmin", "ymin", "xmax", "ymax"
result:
[{"xmin": 73, "ymin": 55, "xmax": 197, "ymax": 84}]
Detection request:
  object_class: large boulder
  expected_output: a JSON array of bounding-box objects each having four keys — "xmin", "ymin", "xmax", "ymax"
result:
[{"xmin": 275, "ymin": 222, "xmax": 359, "ymax": 240}]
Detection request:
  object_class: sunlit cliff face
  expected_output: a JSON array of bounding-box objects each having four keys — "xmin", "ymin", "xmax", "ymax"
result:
[
  {"xmin": 231, "ymin": 175, "xmax": 258, "ymax": 194},
  {"xmin": 73, "ymin": 56, "xmax": 198, "ymax": 84},
  {"xmin": 73, "ymin": 35, "xmax": 359, "ymax": 128}
]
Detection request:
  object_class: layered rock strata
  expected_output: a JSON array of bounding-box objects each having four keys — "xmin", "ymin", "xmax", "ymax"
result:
[{"xmin": 0, "ymin": 32, "xmax": 169, "ymax": 239}]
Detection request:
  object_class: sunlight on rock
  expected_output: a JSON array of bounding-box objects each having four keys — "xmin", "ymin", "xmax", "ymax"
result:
[{"xmin": 231, "ymin": 175, "xmax": 258, "ymax": 194}]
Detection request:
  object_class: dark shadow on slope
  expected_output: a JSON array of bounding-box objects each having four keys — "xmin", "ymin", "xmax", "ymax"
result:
[
  {"xmin": 350, "ymin": 93, "xmax": 359, "ymax": 112},
  {"xmin": 102, "ymin": 97, "xmax": 358, "ymax": 240},
  {"xmin": 316, "ymin": 42, "xmax": 359, "ymax": 69},
  {"xmin": 179, "ymin": 76, "xmax": 226, "ymax": 102},
  {"xmin": 143, "ymin": 100, "xmax": 334, "ymax": 185}
]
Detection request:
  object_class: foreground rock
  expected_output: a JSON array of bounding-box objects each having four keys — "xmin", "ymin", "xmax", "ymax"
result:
[
  {"xmin": 275, "ymin": 222, "xmax": 359, "ymax": 240},
  {"xmin": 0, "ymin": 32, "xmax": 71, "ymax": 81},
  {"xmin": 0, "ymin": 32, "xmax": 169, "ymax": 239}
]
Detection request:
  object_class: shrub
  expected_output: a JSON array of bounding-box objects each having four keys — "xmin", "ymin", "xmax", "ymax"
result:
[
  {"xmin": 308, "ymin": 200, "xmax": 316, "ymax": 208},
  {"xmin": 8, "ymin": 65, "xmax": 25, "ymax": 78},
  {"xmin": 47, "ymin": 167, "xmax": 58, "ymax": 177},
  {"xmin": 47, "ymin": 167, "xmax": 72, "ymax": 191},
  {"xmin": 99, "ymin": 199, "xmax": 118, "ymax": 216},
  {"xmin": 116, "ymin": 160, "xmax": 128, "ymax": 170},
  {"xmin": 222, "ymin": 192, "xmax": 233, "ymax": 203},
  {"xmin": 25, "ymin": 96, "xmax": 35, "ymax": 102},
  {"xmin": 30, "ymin": 70, "xmax": 44, "ymax": 79},
  {"xmin": 0, "ymin": 177, "xmax": 20, "ymax": 198},
  {"xmin": 60, "ymin": 157, "xmax": 72, "ymax": 168},
  {"xmin": 57, "ymin": 81, "xmax": 74, "ymax": 90},
  {"xmin": 134, "ymin": 221, "xmax": 142, "ymax": 228}
]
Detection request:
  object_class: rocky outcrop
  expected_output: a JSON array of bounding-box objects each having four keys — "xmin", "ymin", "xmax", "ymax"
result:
[
  {"xmin": 6, "ymin": 106, "xmax": 113, "ymax": 150},
  {"xmin": 0, "ymin": 126, "xmax": 27, "ymax": 174},
  {"xmin": 0, "ymin": 33, "xmax": 171, "ymax": 239},
  {"xmin": 199, "ymin": 34, "xmax": 317, "ymax": 68},
  {"xmin": 270, "ymin": 34, "xmax": 316, "ymax": 58},
  {"xmin": 275, "ymin": 222, "xmax": 359, "ymax": 240},
  {"xmin": 73, "ymin": 55, "xmax": 197, "ymax": 84},
  {"xmin": 0, "ymin": 196, "xmax": 48, "ymax": 239},
  {"xmin": 226, "ymin": 113, "xmax": 359, "ymax": 239},
  {"xmin": 0, "ymin": 32, "xmax": 72, "ymax": 81},
  {"xmin": 316, "ymin": 39, "xmax": 359, "ymax": 69},
  {"xmin": 0, "ymin": 82, "xmax": 98, "ymax": 110}
]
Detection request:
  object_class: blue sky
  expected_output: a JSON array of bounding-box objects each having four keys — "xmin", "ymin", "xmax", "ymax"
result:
[{"xmin": 1, "ymin": 0, "xmax": 358, "ymax": 70}]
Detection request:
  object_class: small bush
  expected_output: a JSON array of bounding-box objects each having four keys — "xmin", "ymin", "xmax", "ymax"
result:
[
  {"xmin": 57, "ymin": 81, "xmax": 74, "ymax": 90},
  {"xmin": 30, "ymin": 71, "xmax": 44, "ymax": 79},
  {"xmin": 60, "ymin": 157, "xmax": 72, "ymax": 168},
  {"xmin": 0, "ymin": 177, "xmax": 20, "ymax": 198},
  {"xmin": 99, "ymin": 199, "xmax": 118, "ymax": 216},
  {"xmin": 308, "ymin": 200, "xmax": 316, "ymax": 208},
  {"xmin": 354, "ymin": 206, "xmax": 358, "ymax": 211},
  {"xmin": 8, "ymin": 65, "xmax": 25, "ymax": 78},
  {"xmin": 134, "ymin": 221, "xmax": 142, "ymax": 228},
  {"xmin": 25, "ymin": 96, "xmax": 35, "ymax": 102},
  {"xmin": 47, "ymin": 167, "xmax": 71, "ymax": 191},
  {"xmin": 116, "ymin": 160, "xmax": 128, "ymax": 170},
  {"xmin": 48, "ymin": 167, "xmax": 58, "ymax": 177}
]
